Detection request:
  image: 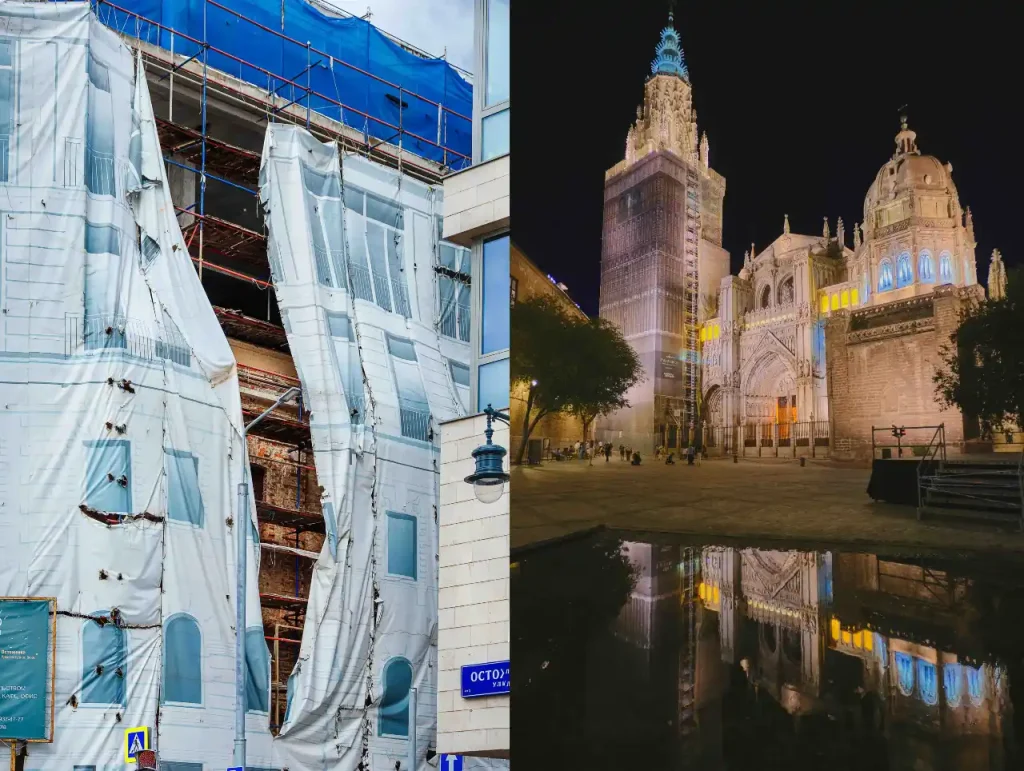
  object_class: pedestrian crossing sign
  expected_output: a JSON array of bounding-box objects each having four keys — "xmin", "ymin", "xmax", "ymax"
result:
[{"xmin": 124, "ymin": 726, "xmax": 150, "ymax": 763}]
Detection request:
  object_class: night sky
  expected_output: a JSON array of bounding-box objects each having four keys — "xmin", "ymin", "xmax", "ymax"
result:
[{"xmin": 511, "ymin": 2, "xmax": 1021, "ymax": 317}]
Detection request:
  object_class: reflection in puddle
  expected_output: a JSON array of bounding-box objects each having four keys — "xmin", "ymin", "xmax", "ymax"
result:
[{"xmin": 512, "ymin": 534, "xmax": 1020, "ymax": 770}]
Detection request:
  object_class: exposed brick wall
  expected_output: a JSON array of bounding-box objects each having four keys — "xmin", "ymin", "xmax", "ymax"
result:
[{"xmin": 825, "ymin": 286, "xmax": 981, "ymax": 461}]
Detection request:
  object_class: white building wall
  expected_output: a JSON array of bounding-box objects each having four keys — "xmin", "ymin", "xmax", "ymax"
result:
[{"xmin": 437, "ymin": 414, "xmax": 510, "ymax": 757}]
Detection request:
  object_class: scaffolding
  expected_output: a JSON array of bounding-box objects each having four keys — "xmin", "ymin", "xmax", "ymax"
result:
[{"xmin": 682, "ymin": 167, "xmax": 701, "ymax": 439}]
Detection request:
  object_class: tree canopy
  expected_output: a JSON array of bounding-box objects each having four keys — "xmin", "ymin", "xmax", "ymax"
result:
[
  {"xmin": 934, "ymin": 267, "xmax": 1024, "ymax": 435},
  {"xmin": 511, "ymin": 296, "xmax": 644, "ymax": 463}
]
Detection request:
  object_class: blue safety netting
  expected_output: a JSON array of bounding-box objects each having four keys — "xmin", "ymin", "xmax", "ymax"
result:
[{"xmin": 96, "ymin": 0, "xmax": 473, "ymax": 168}]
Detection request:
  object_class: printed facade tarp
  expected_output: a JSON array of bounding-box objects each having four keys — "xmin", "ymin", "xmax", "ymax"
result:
[
  {"xmin": 259, "ymin": 124, "xmax": 484, "ymax": 769},
  {"xmin": 0, "ymin": 2, "xmax": 274, "ymax": 767},
  {"xmin": 97, "ymin": 0, "xmax": 473, "ymax": 167}
]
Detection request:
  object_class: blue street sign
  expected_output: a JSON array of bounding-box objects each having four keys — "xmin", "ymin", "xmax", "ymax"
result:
[
  {"xmin": 460, "ymin": 660, "xmax": 510, "ymax": 698},
  {"xmin": 227, "ymin": 767, "xmax": 244, "ymax": 771},
  {"xmin": 124, "ymin": 726, "xmax": 149, "ymax": 763},
  {"xmin": 440, "ymin": 754, "xmax": 463, "ymax": 771}
]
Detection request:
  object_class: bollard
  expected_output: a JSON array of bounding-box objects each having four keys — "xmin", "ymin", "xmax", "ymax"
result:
[{"xmin": 800, "ymin": 456, "xmax": 806, "ymax": 467}]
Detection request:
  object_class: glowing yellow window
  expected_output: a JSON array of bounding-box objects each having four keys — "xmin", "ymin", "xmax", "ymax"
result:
[
  {"xmin": 699, "ymin": 583, "xmax": 707, "ymax": 600},
  {"xmin": 712, "ymin": 586, "xmax": 720, "ymax": 604},
  {"xmin": 700, "ymin": 328, "xmax": 706, "ymax": 342},
  {"xmin": 853, "ymin": 630, "xmax": 863, "ymax": 648},
  {"xmin": 851, "ymin": 287, "xmax": 859, "ymax": 306},
  {"xmin": 841, "ymin": 630, "xmax": 852, "ymax": 645},
  {"xmin": 830, "ymin": 617, "xmax": 840, "ymax": 641},
  {"xmin": 714, "ymin": 324, "xmax": 720, "ymax": 339},
  {"xmin": 831, "ymin": 294, "xmax": 840, "ymax": 311},
  {"xmin": 864, "ymin": 632, "xmax": 873, "ymax": 651},
  {"xmin": 841, "ymin": 290, "xmax": 850, "ymax": 308},
  {"xmin": 820, "ymin": 295, "xmax": 829, "ymax": 314}
]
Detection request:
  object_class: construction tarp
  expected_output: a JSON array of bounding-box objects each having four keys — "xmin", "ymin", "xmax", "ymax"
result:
[
  {"xmin": 98, "ymin": 0, "xmax": 473, "ymax": 168},
  {"xmin": 258, "ymin": 123, "xmax": 486, "ymax": 769},
  {"xmin": 0, "ymin": 2, "xmax": 274, "ymax": 767}
]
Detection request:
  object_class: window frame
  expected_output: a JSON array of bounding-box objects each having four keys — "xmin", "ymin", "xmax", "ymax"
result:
[
  {"xmin": 162, "ymin": 612, "xmax": 204, "ymax": 707},
  {"xmin": 386, "ymin": 511, "xmax": 418, "ymax": 581},
  {"xmin": 472, "ymin": 0, "xmax": 510, "ymax": 164},
  {"xmin": 470, "ymin": 232, "xmax": 511, "ymax": 412}
]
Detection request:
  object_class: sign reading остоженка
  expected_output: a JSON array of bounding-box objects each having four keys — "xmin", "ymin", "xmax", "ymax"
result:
[
  {"xmin": 0, "ymin": 598, "xmax": 54, "ymax": 741},
  {"xmin": 460, "ymin": 660, "xmax": 510, "ymax": 698}
]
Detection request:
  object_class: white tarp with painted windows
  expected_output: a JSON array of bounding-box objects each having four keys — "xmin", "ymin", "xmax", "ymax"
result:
[
  {"xmin": 0, "ymin": 2, "xmax": 275, "ymax": 768},
  {"xmin": 259, "ymin": 125, "xmax": 495, "ymax": 770}
]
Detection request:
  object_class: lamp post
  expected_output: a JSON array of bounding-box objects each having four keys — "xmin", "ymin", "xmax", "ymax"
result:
[
  {"xmin": 235, "ymin": 386, "xmax": 301, "ymax": 767},
  {"xmin": 464, "ymin": 404, "xmax": 510, "ymax": 504}
]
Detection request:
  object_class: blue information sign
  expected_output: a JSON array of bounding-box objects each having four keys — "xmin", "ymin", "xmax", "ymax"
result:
[
  {"xmin": 0, "ymin": 599, "xmax": 52, "ymax": 741},
  {"xmin": 460, "ymin": 660, "xmax": 510, "ymax": 698},
  {"xmin": 439, "ymin": 754, "xmax": 463, "ymax": 771}
]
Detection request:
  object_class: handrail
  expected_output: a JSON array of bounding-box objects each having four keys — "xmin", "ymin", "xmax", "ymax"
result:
[{"xmin": 916, "ymin": 423, "xmax": 945, "ymax": 517}]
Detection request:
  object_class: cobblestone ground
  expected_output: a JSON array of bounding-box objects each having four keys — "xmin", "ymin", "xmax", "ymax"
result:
[{"xmin": 511, "ymin": 455, "xmax": 1024, "ymax": 556}]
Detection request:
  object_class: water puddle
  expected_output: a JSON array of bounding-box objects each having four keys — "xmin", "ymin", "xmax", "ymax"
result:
[{"xmin": 512, "ymin": 531, "xmax": 1023, "ymax": 769}]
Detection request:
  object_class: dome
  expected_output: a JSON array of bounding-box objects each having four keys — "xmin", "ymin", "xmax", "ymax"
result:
[{"xmin": 863, "ymin": 118, "xmax": 958, "ymax": 221}]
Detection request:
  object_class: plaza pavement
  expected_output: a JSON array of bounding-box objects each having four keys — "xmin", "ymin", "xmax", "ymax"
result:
[{"xmin": 511, "ymin": 455, "xmax": 1024, "ymax": 557}]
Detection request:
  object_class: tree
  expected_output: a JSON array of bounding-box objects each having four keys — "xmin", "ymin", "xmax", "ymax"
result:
[
  {"xmin": 511, "ymin": 297, "xmax": 643, "ymax": 464},
  {"xmin": 934, "ymin": 267, "xmax": 1024, "ymax": 436}
]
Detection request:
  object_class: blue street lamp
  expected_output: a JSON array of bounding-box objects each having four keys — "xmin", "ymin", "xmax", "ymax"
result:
[{"xmin": 464, "ymin": 404, "xmax": 510, "ymax": 504}]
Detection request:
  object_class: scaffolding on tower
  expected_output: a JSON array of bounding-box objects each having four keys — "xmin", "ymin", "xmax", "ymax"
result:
[{"xmin": 683, "ymin": 167, "xmax": 701, "ymax": 442}]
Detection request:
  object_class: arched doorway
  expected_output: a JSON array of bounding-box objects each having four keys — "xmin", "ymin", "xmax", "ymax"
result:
[{"xmin": 742, "ymin": 344, "xmax": 798, "ymax": 449}]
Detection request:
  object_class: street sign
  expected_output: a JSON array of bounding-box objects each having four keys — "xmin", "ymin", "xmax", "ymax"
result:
[
  {"xmin": 0, "ymin": 598, "xmax": 54, "ymax": 741},
  {"xmin": 460, "ymin": 660, "xmax": 510, "ymax": 698},
  {"xmin": 227, "ymin": 767, "xmax": 244, "ymax": 771},
  {"xmin": 125, "ymin": 726, "xmax": 150, "ymax": 763},
  {"xmin": 440, "ymin": 754, "xmax": 463, "ymax": 771}
]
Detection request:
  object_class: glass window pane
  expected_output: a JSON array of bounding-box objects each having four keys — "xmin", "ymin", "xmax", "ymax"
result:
[
  {"xmin": 482, "ymin": 108, "xmax": 510, "ymax": 161},
  {"xmin": 482, "ymin": 235, "xmax": 510, "ymax": 354},
  {"xmin": 387, "ymin": 513, "xmax": 417, "ymax": 579},
  {"xmin": 485, "ymin": 0, "xmax": 510, "ymax": 106},
  {"xmin": 478, "ymin": 357, "xmax": 509, "ymax": 411}
]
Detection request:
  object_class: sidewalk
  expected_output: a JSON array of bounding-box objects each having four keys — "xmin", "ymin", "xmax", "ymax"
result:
[{"xmin": 511, "ymin": 456, "xmax": 1024, "ymax": 556}]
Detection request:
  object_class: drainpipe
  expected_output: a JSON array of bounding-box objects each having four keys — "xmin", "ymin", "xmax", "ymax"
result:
[
  {"xmin": 235, "ymin": 386, "xmax": 302, "ymax": 768},
  {"xmin": 407, "ymin": 687, "xmax": 418, "ymax": 771}
]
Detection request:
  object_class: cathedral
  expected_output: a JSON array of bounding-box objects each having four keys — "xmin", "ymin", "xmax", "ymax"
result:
[{"xmin": 599, "ymin": 15, "xmax": 1002, "ymax": 459}]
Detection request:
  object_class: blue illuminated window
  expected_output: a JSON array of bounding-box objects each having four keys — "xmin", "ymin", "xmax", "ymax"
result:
[
  {"xmin": 944, "ymin": 662, "xmax": 962, "ymax": 706},
  {"xmin": 84, "ymin": 439, "xmax": 131, "ymax": 515},
  {"xmin": 163, "ymin": 614, "xmax": 202, "ymax": 704},
  {"xmin": 896, "ymin": 251, "xmax": 913, "ymax": 288},
  {"xmin": 918, "ymin": 250, "xmax": 935, "ymax": 283},
  {"xmin": 245, "ymin": 627, "xmax": 270, "ymax": 713},
  {"xmin": 82, "ymin": 612, "xmax": 127, "ymax": 705},
  {"xmin": 895, "ymin": 652, "xmax": 914, "ymax": 696},
  {"xmin": 967, "ymin": 665, "xmax": 985, "ymax": 705},
  {"xmin": 878, "ymin": 259, "xmax": 894, "ymax": 292},
  {"xmin": 378, "ymin": 657, "xmax": 413, "ymax": 737},
  {"xmin": 165, "ymin": 450, "xmax": 204, "ymax": 527},
  {"xmin": 482, "ymin": 235, "xmax": 510, "ymax": 354},
  {"xmin": 939, "ymin": 251, "xmax": 955, "ymax": 284},
  {"xmin": 917, "ymin": 659, "xmax": 938, "ymax": 705},
  {"xmin": 387, "ymin": 512, "xmax": 417, "ymax": 580}
]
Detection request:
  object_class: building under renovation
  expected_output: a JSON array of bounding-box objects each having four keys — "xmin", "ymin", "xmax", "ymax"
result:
[
  {"xmin": 0, "ymin": 1, "xmax": 491, "ymax": 768},
  {"xmin": 597, "ymin": 15, "xmax": 729, "ymax": 454}
]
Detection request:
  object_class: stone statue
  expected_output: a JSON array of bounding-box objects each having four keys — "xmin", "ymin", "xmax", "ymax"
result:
[
  {"xmin": 989, "ymin": 249, "xmax": 1007, "ymax": 300},
  {"xmin": 779, "ymin": 279, "xmax": 794, "ymax": 305},
  {"xmin": 783, "ymin": 213, "xmax": 790, "ymax": 235},
  {"xmin": 854, "ymin": 221, "xmax": 862, "ymax": 248},
  {"xmin": 822, "ymin": 217, "xmax": 830, "ymax": 240},
  {"xmin": 750, "ymin": 242, "xmax": 756, "ymax": 262},
  {"xmin": 836, "ymin": 217, "xmax": 845, "ymax": 247}
]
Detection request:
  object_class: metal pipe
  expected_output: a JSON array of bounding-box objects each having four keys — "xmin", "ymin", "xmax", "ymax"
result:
[
  {"xmin": 236, "ymin": 386, "xmax": 301, "ymax": 766},
  {"xmin": 407, "ymin": 687, "xmax": 417, "ymax": 771}
]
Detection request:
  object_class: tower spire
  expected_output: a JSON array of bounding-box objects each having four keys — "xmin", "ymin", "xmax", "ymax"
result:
[{"xmin": 651, "ymin": 6, "xmax": 688, "ymax": 80}]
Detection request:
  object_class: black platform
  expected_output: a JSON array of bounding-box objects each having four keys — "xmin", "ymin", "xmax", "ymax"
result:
[{"xmin": 867, "ymin": 459, "xmax": 921, "ymax": 506}]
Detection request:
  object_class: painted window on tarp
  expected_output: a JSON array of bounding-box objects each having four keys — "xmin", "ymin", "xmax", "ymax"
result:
[
  {"xmin": 345, "ymin": 184, "xmax": 409, "ymax": 316},
  {"xmin": 378, "ymin": 657, "xmax": 413, "ymax": 737},
  {"xmin": 482, "ymin": 235, "xmax": 510, "ymax": 354},
  {"xmin": 83, "ymin": 439, "xmax": 131, "ymax": 514},
  {"xmin": 301, "ymin": 162, "xmax": 345, "ymax": 289},
  {"xmin": 326, "ymin": 312, "xmax": 365, "ymax": 423},
  {"xmin": 386, "ymin": 335, "xmax": 431, "ymax": 441},
  {"xmin": 438, "ymin": 242, "xmax": 471, "ymax": 342},
  {"xmin": 158, "ymin": 763, "xmax": 203, "ymax": 771},
  {"xmin": 165, "ymin": 450, "xmax": 205, "ymax": 527},
  {"xmin": 917, "ymin": 659, "xmax": 938, "ymax": 705},
  {"xmin": 878, "ymin": 259, "xmax": 894, "ymax": 292},
  {"xmin": 895, "ymin": 652, "xmax": 914, "ymax": 696},
  {"xmin": 944, "ymin": 662, "xmax": 962, "ymax": 706},
  {"xmin": 163, "ymin": 614, "xmax": 202, "ymax": 704},
  {"xmin": 245, "ymin": 626, "xmax": 270, "ymax": 713},
  {"xmin": 387, "ymin": 512, "xmax": 417, "ymax": 580},
  {"xmin": 918, "ymin": 250, "xmax": 935, "ymax": 283},
  {"xmin": 322, "ymin": 501, "xmax": 338, "ymax": 560},
  {"xmin": 345, "ymin": 208, "xmax": 374, "ymax": 302},
  {"xmin": 86, "ymin": 54, "xmax": 115, "ymax": 196},
  {"xmin": 84, "ymin": 222, "xmax": 125, "ymax": 350},
  {"xmin": 0, "ymin": 38, "xmax": 15, "ymax": 183},
  {"xmin": 939, "ymin": 251, "xmax": 955, "ymax": 284},
  {"xmin": 449, "ymin": 359, "xmax": 471, "ymax": 412},
  {"xmin": 896, "ymin": 251, "xmax": 913, "ymax": 288},
  {"xmin": 81, "ymin": 612, "xmax": 126, "ymax": 705}
]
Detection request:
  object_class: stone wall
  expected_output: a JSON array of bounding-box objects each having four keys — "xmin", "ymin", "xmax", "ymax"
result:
[
  {"xmin": 825, "ymin": 285, "xmax": 980, "ymax": 461},
  {"xmin": 438, "ymin": 413, "xmax": 510, "ymax": 757}
]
